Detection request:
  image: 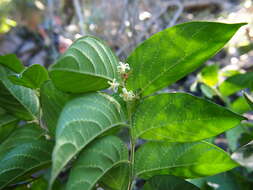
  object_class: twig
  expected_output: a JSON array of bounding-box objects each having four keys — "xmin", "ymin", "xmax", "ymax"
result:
[
  {"xmin": 73, "ymin": 0, "xmax": 85, "ymax": 35},
  {"xmin": 46, "ymin": 0, "xmax": 58, "ymax": 60},
  {"xmin": 116, "ymin": 0, "xmax": 129, "ymax": 40},
  {"xmin": 167, "ymin": 0, "xmax": 183, "ymax": 27},
  {"xmin": 116, "ymin": 0, "xmax": 183, "ymax": 57}
]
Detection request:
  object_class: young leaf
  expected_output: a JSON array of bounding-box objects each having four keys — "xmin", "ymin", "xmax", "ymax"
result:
[
  {"xmin": 0, "ymin": 123, "xmax": 45, "ymax": 158},
  {"xmin": 219, "ymin": 72, "xmax": 253, "ymax": 96},
  {"xmin": 244, "ymin": 93, "xmax": 253, "ymax": 110},
  {"xmin": 9, "ymin": 64, "xmax": 49, "ymax": 89},
  {"xmin": 133, "ymin": 93, "xmax": 244, "ymax": 142},
  {"xmin": 134, "ymin": 141, "xmax": 238, "ymax": 179},
  {"xmin": 0, "ymin": 66, "xmax": 39, "ymax": 120},
  {"xmin": 66, "ymin": 136, "xmax": 129, "ymax": 190},
  {"xmin": 40, "ymin": 81, "xmax": 72, "ymax": 135},
  {"xmin": 50, "ymin": 36, "xmax": 119, "ymax": 93},
  {"xmin": 0, "ymin": 140, "xmax": 53, "ymax": 189},
  {"xmin": 143, "ymin": 175, "xmax": 200, "ymax": 190},
  {"xmin": 50, "ymin": 93, "xmax": 125, "ymax": 187},
  {"xmin": 126, "ymin": 22, "xmax": 245, "ymax": 96},
  {"xmin": 100, "ymin": 163, "xmax": 129, "ymax": 190},
  {"xmin": 0, "ymin": 54, "xmax": 24, "ymax": 73}
]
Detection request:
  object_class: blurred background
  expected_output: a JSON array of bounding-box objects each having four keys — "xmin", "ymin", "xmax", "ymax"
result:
[
  {"xmin": 0, "ymin": 0, "xmax": 252, "ymax": 66},
  {"xmin": 1, "ymin": 0, "xmax": 253, "ymax": 189}
]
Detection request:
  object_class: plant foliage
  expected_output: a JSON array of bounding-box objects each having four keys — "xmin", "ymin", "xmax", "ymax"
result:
[{"xmin": 0, "ymin": 21, "xmax": 246, "ymax": 189}]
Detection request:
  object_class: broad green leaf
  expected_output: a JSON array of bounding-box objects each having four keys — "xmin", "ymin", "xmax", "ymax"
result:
[
  {"xmin": 0, "ymin": 111, "xmax": 18, "ymax": 142},
  {"xmin": 0, "ymin": 123, "xmax": 44, "ymax": 158},
  {"xmin": 50, "ymin": 93, "xmax": 125, "ymax": 187},
  {"xmin": 244, "ymin": 93, "xmax": 253, "ymax": 110},
  {"xmin": 134, "ymin": 141, "xmax": 238, "ymax": 179},
  {"xmin": 9, "ymin": 64, "xmax": 49, "ymax": 89},
  {"xmin": 40, "ymin": 81, "xmax": 72, "ymax": 135},
  {"xmin": 232, "ymin": 140, "xmax": 253, "ymax": 169},
  {"xmin": 199, "ymin": 64, "xmax": 219, "ymax": 86},
  {"xmin": 0, "ymin": 66, "xmax": 39, "ymax": 120},
  {"xmin": 100, "ymin": 163, "xmax": 129, "ymax": 190},
  {"xmin": 50, "ymin": 36, "xmax": 119, "ymax": 93},
  {"xmin": 143, "ymin": 175, "xmax": 200, "ymax": 190},
  {"xmin": 133, "ymin": 93, "xmax": 244, "ymax": 142},
  {"xmin": 219, "ymin": 72, "xmax": 253, "ymax": 96},
  {"xmin": 126, "ymin": 22, "xmax": 244, "ymax": 96},
  {"xmin": 0, "ymin": 54, "xmax": 24, "ymax": 73},
  {"xmin": 0, "ymin": 140, "xmax": 53, "ymax": 189},
  {"xmin": 66, "ymin": 136, "xmax": 128, "ymax": 190},
  {"xmin": 230, "ymin": 96, "xmax": 250, "ymax": 114}
]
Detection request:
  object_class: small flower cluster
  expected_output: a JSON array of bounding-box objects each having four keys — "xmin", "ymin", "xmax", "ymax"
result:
[
  {"xmin": 120, "ymin": 88, "xmax": 135, "ymax": 101},
  {"xmin": 107, "ymin": 61, "xmax": 136, "ymax": 101},
  {"xmin": 117, "ymin": 61, "xmax": 130, "ymax": 74}
]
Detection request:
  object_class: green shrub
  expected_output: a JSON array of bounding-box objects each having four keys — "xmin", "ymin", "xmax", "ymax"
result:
[{"xmin": 0, "ymin": 21, "xmax": 246, "ymax": 190}]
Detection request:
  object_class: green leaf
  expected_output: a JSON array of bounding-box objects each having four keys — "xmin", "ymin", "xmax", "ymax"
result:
[
  {"xmin": 230, "ymin": 96, "xmax": 250, "ymax": 114},
  {"xmin": 0, "ymin": 54, "xmax": 24, "ymax": 73},
  {"xmin": 243, "ymin": 93, "xmax": 253, "ymax": 110},
  {"xmin": 188, "ymin": 171, "xmax": 250, "ymax": 190},
  {"xmin": 143, "ymin": 175, "xmax": 200, "ymax": 190},
  {"xmin": 219, "ymin": 72, "xmax": 253, "ymax": 96},
  {"xmin": 232, "ymin": 140, "xmax": 253, "ymax": 169},
  {"xmin": 133, "ymin": 93, "xmax": 244, "ymax": 142},
  {"xmin": 0, "ymin": 111, "xmax": 18, "ymax": 142},
  {"xmin": 50, "ymin": 36, "xmax": 119, "ymax": 93},
  {"xmin": 134, "ymin": 141, "xmax": 238, "ymax": 179},
  {"xmin": 0, "ymin": 123, "xmax": 45, "ymax": 158},
  {"xmin": 40, "ymin": 81, "xmax": 72, "ymax": 135},
  {"xmin": 204, "ymin": 172, "xmax": 246, "ymax": 190},
  {"xmin": 0, "ymin": 140, "xmax": 53, "ymax": 189},
  {"xmin": 100, "ymin": 163, "xmax": 129, "ymax": 190},
  {"xmin": 199, "ymin": 64, "xmax": 219, "ymax": 87},
  {"xmin": 66, "ymin": 136, "xmax": 128, "ymax": 190},
  {"xmin": 0, "ymin": 66, "xmax": 39, "ymax": 120},
  {"xmin": 9, "ymin": 64, "xmax": 49, "ymax": 89},
  {"xmin": 50, "ymin": 93, "xmax": 125, "ymax": 187},
  {"xmin": 126, "ymin": 22, "xmax": 244, "ymax": 96}
]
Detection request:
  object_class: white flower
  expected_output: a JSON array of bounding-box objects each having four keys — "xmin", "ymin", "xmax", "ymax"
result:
[
  {"xmin": 120, "ymin": 88, "xmax": 135, "ymax": 101},
  {"xmin": 108, "ymin": 78, "xmax": 120, "ymax": 92},
  {"xmin": 117, "ymin": 61, "xmax": 130, "ymax": 74}
]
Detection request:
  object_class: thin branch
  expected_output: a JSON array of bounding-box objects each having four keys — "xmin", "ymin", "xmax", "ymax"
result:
[
  {"xmin": 167, "ymin": 0, "xmax": 183, "ymax": 27},
  {"xmin": 116, "ymin": 0, "xmax": 184, "ymax": 57},
  {"xmin": 116, "ymin": 0, "xmax": 129, "ymax": 39},
  {"xmin": 46, "ymin": 0, "xmax": 58, "ymax": 60},
  {"xmin": 73, "ymin": 0, "xmax": 85, "ymax": 35}
]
